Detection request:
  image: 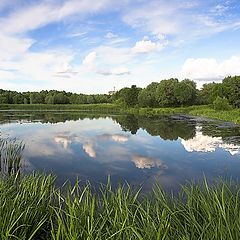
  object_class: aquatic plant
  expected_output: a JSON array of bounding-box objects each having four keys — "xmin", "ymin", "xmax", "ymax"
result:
[
  {"xmin": 1, "ymin": 173, "xmax": 240, "ymax": 239},
  {"xmin": 0, "ymin": 137, "xmax": 25, "ymax": 176}
]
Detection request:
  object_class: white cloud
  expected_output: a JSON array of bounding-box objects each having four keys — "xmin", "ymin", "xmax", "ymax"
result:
[
  {"xmin": 82, "ymin": 51, "xmax": 97, "ymax": 66},
  {"xmin": 180, "ymin": 56, "xmax": 240, "ymax": 81},
  {"xmin": 131, "ymin": 36, "xmax": 168, "ymax": 54},
  {"xmin": 111, "ymin": 67, "xmax": 130, "ymax": 75},
  {"xmin": 94, "ymin": 45, "xmax": 131, "ymax": 65},
  {"xmin": 0, "ymin": 51, "xmax": 75, "ymax": 83},
  {"xmin": 0, "ymin": 0, "xmax": 112, "ymax": 35},
  {"xmin": 0, "ymin": 70, "xmax": 15, "ymax": 80},
  {"xmin": 0, "ymin": 34, "xmax": 33, "ymax": 61},
  {"xmin": 98, "ymin": 67, "xmax": 130, "ymax": 76},
  {"xmin": 105, "ymin": 32, "xmax": 118, "ymax": 39},
  {"xmin": 132, "ymin": 39, "xmax": 158, "ymax": 54},
  {"xmin": 123, "ymin": 0, "xmax": 240, "ymax": 42}
]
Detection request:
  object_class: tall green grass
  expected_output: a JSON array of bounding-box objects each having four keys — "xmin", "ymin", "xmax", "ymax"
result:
[
  {"xmin": 0, "ymin": 138, "xmax": 24, "ymax": 176},
  {"xmin": 0, "ymin": 174, "xmax": 240, "ymax": 240},
  {"xmin": 0, "ymin": 173, "xmax": 55, "ymax": 240}
]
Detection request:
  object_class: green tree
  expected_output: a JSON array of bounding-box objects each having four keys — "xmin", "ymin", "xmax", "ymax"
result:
[
  {"xmin": 12, "ymin": 93, "xmax": 24, "ymax": 104},
  {"xmin": 138, "ymin": 82, "xmax": 158, "ymax": 107},
  {"xmin": 156, "ymin": 79, "xmax": 178, "ymax": 107},
  {"xmin": 222, "ymin": 76, "xmax": 240, "ymax": 108},
  {"xmin": 52, "ymin": 93, "xmax": 69, "ymax": 104},
  {"xmin": 118, "ymin": 85, "xmax": 141, "ymax": 107},
  {"xmin": 199, "ymin": 83, "xmax": 224, "ymax": 104},
  {"xmin": 174, "ymin": 79, "xmax": 197, "ymax": 106},
  {"xmin": 213, "ymin": 96, "xmax": 232, "ymax": 110}
]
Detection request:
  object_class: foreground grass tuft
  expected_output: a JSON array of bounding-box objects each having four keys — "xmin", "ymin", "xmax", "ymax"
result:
[{"xmin": 0, "ymin": 174, "xmax": 240, "ymax": 239}]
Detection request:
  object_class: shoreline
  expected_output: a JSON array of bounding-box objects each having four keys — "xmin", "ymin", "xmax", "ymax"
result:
[{"xmin": 0, "ymin": 103, "xmax": 239, "ymax": 124}]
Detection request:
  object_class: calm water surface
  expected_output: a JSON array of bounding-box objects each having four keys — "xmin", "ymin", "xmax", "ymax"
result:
[{"xmin": 0, "ymin": 111, "xmax": 240, "ymax": 191}]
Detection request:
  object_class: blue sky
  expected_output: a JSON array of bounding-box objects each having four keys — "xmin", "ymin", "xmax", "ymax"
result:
[{"xmin": 0, "ymin": 0, "xmax": 240, "ymax": 93}]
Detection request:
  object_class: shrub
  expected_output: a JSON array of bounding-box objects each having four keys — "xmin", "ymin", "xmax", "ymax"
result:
[{"xmin": 213, "ymin": 96, "xmax": 232, "ymax": 110}]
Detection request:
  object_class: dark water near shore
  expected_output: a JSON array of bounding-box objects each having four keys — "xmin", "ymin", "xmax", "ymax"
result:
[{"xmin": 0, "ymin": 111, "xmax": 240, "ymax": 192}]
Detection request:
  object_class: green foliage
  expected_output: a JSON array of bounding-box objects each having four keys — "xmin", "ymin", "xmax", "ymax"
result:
[
  {"xmin": 0, "ymin": 138, "xmax": 25, "ymax": 176},
  {"xmin": 174, "ymin": 79, "xmax": 197, "ymax": 106},
  {"xmin": 1, "ymin": 174, "xmax": 240, "ymax": 239},
  {"xmin": 0, "ymin": 75, "xmax": 239, "ymax": 109},
  {"xmin": 213, "ymin": 96, "xmax": 232, "ymax": 110},
  {"xmin": 138, "ymin": 82, "xmax": 158, "ymax": 107},
  {"xmin": 222, "ymin": 76, "xmax": 240, "ymax": 108},
  {"xmin": 198, "ymin": 83, "xmax": 224, "ymax": 104},
  {"xmin": 0, "ymin": 174, "xmax": 55, "ymax": 240},
  {"xmin": 156, "ymin": 78, "xmax": 179, "ymax": 107},
  {"xmin": 117, "ymin": 85, "xmax": 142, "ymax": 107}
]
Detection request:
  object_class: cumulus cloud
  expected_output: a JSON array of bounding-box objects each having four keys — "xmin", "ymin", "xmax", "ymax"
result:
[
  {"xmin": 181, "ymin": 126, "xmax": 240, "ymax": 155},
  {"xmin": 82, "ymin": 51, "xmax": 97, "ymax": 66},
  {"xmin": 180, "ymin": 56, "xmax": 240, "ymax": 82},
  {"xmin": 132, "ymin": 155, "xmax": 167, "ymax": 169},
  {"xmin": 131, "ymin": 38, "xmax": 167, "ymax": 54}
]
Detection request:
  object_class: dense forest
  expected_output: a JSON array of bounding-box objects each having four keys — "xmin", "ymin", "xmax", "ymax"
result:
[{"xmin": 0, "ymin": 76, "xmax": 239, "ymax": 109}]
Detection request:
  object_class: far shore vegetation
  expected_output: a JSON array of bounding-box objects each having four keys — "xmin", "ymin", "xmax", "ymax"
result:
[{"xmin": 0, "ymin": 76, "xmax": 239, "ymax": 124}]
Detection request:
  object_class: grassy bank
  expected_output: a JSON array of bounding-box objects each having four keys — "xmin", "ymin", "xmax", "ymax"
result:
[
  {"xmin": 0, "ymin": 173, "xmax": 239, "ymax": 240},
  {"xmin": 0, "ymin": 104, "xmax": 239, "ymax": 124},
  {"xmin": 138, "ymin": 105, "xmax": 240, "ymax": 124},
  {"xmin": 0, "ymin": 103, "xmax": 121, "ymax": 112}
]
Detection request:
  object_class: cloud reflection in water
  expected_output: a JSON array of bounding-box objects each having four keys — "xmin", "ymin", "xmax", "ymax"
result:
[{"xmin": 181, "ymin": 126, "xmax": 240, "ymax": 155}]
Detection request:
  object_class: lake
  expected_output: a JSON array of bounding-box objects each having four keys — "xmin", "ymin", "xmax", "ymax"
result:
[{"xmin": 0, "ymin": 111, "xmax": 240, "ymax": 192}]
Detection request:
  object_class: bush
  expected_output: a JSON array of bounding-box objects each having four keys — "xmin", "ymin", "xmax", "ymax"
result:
[{"xmin": 213, "ymin": 96, "xmax": 232, "ymax": 110}]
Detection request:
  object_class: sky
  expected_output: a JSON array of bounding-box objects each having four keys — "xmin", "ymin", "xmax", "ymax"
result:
[{"xmin": 0, "ymin": 0, "xmax": 240, "ymax": 93}]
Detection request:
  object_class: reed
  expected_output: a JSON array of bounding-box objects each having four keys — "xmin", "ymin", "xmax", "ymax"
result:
[
  {"xmin": 0, "ymin": 174, "xmax": 240, "ymax": 239},
  {"xmin": 0, "ymin": 138, "xmax": 25, "ymax": 176}
]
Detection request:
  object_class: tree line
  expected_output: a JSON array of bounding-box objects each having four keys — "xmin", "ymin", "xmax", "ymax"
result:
[
  {"xmin": 0, "ymin": 90, "xmax": 112, "ymax": 105},
  {"xmin": 114, "ymin": 76, "xmax": 240, "ymax": 109},
  {"xmin": 0, "ymin": 76, "xmax": 239, "ymax": 108}
]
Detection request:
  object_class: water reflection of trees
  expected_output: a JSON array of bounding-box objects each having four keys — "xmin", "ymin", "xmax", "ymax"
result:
[
  {"xmin": 1, "ymin": 112, "xmax": 239, "ymax": 144},
  {"xmin": 113, "ymin": 115, "xmax": 139, "ymax": 134},
  {"xmin": 113, "ymin": 115, "xmax": 196, "ymax": 140},
  {"xmin": 0, "ymin": 112, "xmax": 110, "ymax": 124},
  {"xmin": 200, "ymin": 124, "xmax": 240, "ymax": 145},
  {"xmin": 138, "ymin": 117, "xmax": 196, "ymax": 140}
]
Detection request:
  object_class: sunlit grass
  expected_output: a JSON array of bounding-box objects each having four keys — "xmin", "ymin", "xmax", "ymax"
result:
[
  {"xmin": 0, "ymin": 174, "xmax": 239, "ymax": 240},
  {"xmin": 0, "ymin": 138, "xmax": 25, "ymax": 176}
]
